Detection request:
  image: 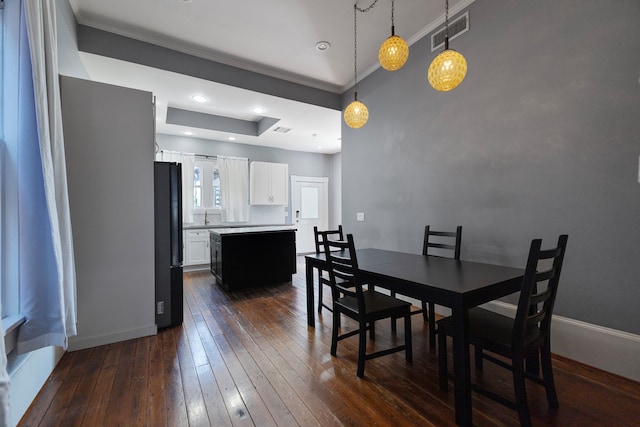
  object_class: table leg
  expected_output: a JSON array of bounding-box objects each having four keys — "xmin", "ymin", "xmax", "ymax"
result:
[
  {"xmin": 306, "ymin": 260, "xmax": 315, "ymax": 327},
  {"xmin": 452, "ymin": 304, "xmax": 472, "ymax": 426}
]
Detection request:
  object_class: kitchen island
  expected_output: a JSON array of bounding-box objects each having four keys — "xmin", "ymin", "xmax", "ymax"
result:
[{"xmin": 209, "ymin": 226, "xmax": 297, "ymax": 291}]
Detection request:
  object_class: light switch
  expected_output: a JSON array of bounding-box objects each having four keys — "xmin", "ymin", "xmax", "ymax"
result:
[{"xmin": 356, "ymin": 212, "xmax": 365, "ymax": 222}]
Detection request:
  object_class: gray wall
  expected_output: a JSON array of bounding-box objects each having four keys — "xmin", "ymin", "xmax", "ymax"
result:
[
  {"xmin": 157, "ymin": 134, "xmax": 342, "ymax": 227},
  {"xmin": 341, "ymin": 0, "xmax": 640, "ymax": 334},
  {"xmin": 61, "ymin": 76, "xmax": 157, "ymax": 350}
]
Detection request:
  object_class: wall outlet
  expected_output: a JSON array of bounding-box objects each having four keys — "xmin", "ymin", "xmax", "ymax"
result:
[
  {"xmin": 156, "ymin": 301, "xmax": 165, "ymax": 315},
  {"xmin": 356, "ymin": 212, "xmax": 365, "ymax": 222}
]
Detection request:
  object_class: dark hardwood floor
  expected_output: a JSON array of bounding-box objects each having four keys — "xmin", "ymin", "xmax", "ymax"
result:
[{"xmin": 19, "ymin": 257, "xmax": 640, "ymax": 426}]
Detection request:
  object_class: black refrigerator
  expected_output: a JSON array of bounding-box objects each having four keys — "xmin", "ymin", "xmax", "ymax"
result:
[{"xmin": 154, "ymin": 161, "xmax": 184, "ymax": 328}]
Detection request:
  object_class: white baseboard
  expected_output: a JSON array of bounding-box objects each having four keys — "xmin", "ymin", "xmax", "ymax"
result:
[
  {"xmin": 483, "ymin": 301, "xmax": 640, "ymax": 382},
  {"xmin": 67, "ymin": 324, "xmax": 157, "ymax": 352},
  {"xmin": 401, "ymin": 296, "xmax": 640, "ymax": 382}
]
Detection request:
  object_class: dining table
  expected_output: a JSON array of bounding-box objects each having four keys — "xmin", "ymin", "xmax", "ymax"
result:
[{"xmin": 305, "ymin": 248, "xmax": 525, "ymax": 427}]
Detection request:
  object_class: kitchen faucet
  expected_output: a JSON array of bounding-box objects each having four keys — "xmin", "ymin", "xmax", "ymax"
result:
[{"xmin": 204, "ymin": 210, "xmax": 210, "ymax": 225}]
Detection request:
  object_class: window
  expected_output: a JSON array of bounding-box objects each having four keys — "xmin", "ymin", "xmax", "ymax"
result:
[
  {"xmin": 193, "ymin": 158, "xmax": 221, "ymax": 210},
  {"xmin": 193, "ymin": 165, "xmax": 202, "ymax": 207},
  {"xmin": 213, "ymin": 169, "xmax": 221, "ymax": 208}
]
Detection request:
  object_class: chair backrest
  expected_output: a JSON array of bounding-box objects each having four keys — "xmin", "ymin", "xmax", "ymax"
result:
[
  {"xmin": 513, "ymin": 235, "xmax": 569, "ymax": 347},
  {"xmin": 322, "ymin": 233, "xmax": 364, "ymax": 307},
  {"xmin": 423, "ymin": 225, "xmax": 462, "ymax": 260},
  {"xmin": 314, "ymin": 225, "xmax": 344, "ymax": 254}
]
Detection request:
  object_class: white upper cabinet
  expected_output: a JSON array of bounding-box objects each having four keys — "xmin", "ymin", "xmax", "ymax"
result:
[{"xmin": 250, "ymin": 161, "xmax": 289, "ymax": 205}]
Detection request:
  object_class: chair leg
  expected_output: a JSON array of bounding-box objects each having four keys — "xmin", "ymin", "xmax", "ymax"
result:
[
  {"xmin": 513, "ymin": 358, "xmax": 532, "ymax": 427},
  {"xmin": 357, "ymin": 321, "xmax": 367, "ymax": 378},
  {"xmin": 540, "ymin": 344, "xmax": 559, "ymax": 409},
  {"xmin": 422, "ymin": 300, "xmax": 428, "ymax": 322},
  {"xmin": 438, "ymin": 329, "xmax": 448, "ymax": 391},
  {"xmin": 526, "ymin": 352, "xmax": 540, "ymax": 377},
  {"xmin": 428, "ymin": 302, "xmax": 436, "ymax": 349},
  {"xmin": 390, "ymin": 291, "xmax": 397, "ymax": 332},
  {"xmin": 369, "ymin": 321, "xmax": 376, "ymax": 340},
  {"xmin": 330, "ymin": 309, "xmax": 339, "ymax": 356},
  {"xmin": 404, "ymin": 313, "xmax": 413, "ymax": 362}
]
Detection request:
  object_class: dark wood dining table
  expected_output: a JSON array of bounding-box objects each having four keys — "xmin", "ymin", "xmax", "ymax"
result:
[{"xmin": 305, "ymin": 248, "xmax": 525, "ymax": 427}]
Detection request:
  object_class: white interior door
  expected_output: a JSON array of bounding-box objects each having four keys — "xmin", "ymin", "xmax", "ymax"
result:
[{"xmin": 291, "ymin": 176, "xmax": 328, "ymax": 254}]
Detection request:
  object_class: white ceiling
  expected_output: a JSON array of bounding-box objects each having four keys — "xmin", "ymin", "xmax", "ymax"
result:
[{"xmin": 69, "ymin": 0, "xmax": 470, "ymax": 154}]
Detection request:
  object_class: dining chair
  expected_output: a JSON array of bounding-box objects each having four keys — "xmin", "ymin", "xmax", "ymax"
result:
[
  {"xmin": 391, "ymin": 225, "xmax": 462, "ymax": 349},
  {"xmin": 313, "ymin": 225, "xmax": 344, "ymax": 313},
  {"xmin": 322, "ymin": 234, "xmax": 412, "ymax": 378},
  {"xmin": 437, "ymin": 235, "xmax": 568, "ymax": 427}
]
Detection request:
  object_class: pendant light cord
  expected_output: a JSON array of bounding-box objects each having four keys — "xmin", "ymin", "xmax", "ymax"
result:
[
  {"xmin": 353, "ymin": 0, "xmax": 379, "ymax": 99},
  {"xmin": 355, "ymin": 0, "xmax": 378, "ymax": 13},
  {"xmin": 353, "ymin": 4, "xmax": 359, "ymax": 99},
  {"xmin": 391, "ymin": 0, "xmax": 395, "ymax": 34},
  {"xmin": 444, "ymin": 0, "xmax": 450, "ymax": 50}
]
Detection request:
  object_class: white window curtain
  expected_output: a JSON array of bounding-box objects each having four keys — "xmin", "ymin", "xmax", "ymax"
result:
[
  {"xmin": 219, "ymin": 156, "xmax": 249, "ymax": 223},
  {"xmin": 158, "ymin": 150, "xmax": 195, "ymax": 224},
  {"xmin": 16, "ymin": 0, "xmax": 77, "ymax": 354}
]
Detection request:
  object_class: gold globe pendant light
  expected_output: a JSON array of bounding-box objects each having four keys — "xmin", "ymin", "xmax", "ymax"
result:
[
  {"xmin": 428, "ymin": 0, "xmax": 467, "ymax": 91},
  {"xmin": 428, "ymin": 49, "xmax": 467, "ymax": 91},
  {"xmin": 378, "ymin": 0, "xmax": 409, "ymax": 71},
  {"xmin": 344, "ymin": 3, "xmax": 369, "ymax": 129},
  {"xmin": 344, "ymin": 98, "xmax": 369, "ymax": 129}
]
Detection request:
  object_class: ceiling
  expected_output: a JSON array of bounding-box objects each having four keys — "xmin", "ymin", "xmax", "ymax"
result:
[{"xmin": 69, "ymin": 0, "xmax": 469, "ymax": 154}]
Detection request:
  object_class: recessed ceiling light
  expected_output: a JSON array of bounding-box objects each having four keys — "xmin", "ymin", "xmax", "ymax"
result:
[
  {"xmin": 317, "ymin": 146, "xmax": 323, "ymax": 149},
  {"xmin": 228, "ymin": 136, "xmax": 236, "ymax": 141},
  {"xmin": 192, "ymin": 94, "xmax": 207, "ymax": 103},
  {"xmin": 315, "ymin": 41, "xmax": 331, "ymax": 52},
  {"xmin": 252, "ymin": 106, "xmax": 264, "ymax": 114},
  {"xmin": 184, "ymin": 131, "xmax": 193, "ymax": 136}
]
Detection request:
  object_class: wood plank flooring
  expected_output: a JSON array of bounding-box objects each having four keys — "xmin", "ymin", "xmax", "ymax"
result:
[{"xmin": 19, "ymin": 257, "xmax": 640, "ymax": 426}]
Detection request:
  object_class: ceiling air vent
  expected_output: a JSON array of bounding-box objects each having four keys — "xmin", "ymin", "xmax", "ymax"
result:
[
  {"xmin": 273, "ymin": 126, "xmax": 292, "ymax": 133},
  {"xmin": 431, "ymin": 11, "xmax": 469, "ymax": 52}
]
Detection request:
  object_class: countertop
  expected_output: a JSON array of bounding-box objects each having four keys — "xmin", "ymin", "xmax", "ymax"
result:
[
  {"xmin": 209, "ymin": 225, "xmax": 297, "ymax": 236},
  {"xmin": 184, "ymin": 223, "xmax": 294, "ymax": 230}
]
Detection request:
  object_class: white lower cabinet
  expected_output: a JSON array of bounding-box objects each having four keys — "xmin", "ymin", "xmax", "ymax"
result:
[{"xmin": 184, "ymin": 230, "xmax": 211, "ymax": 267}]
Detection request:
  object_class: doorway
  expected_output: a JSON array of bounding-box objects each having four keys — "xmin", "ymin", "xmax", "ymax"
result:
[{"xmin": 291, "ymin": 176, "xmax": 328, "ymax": 254}]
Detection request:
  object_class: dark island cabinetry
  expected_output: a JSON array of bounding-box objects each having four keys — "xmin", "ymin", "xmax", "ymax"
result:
[{"xmin": 210, "ymin": 227, "xmax": 296, "ymax": 291}]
